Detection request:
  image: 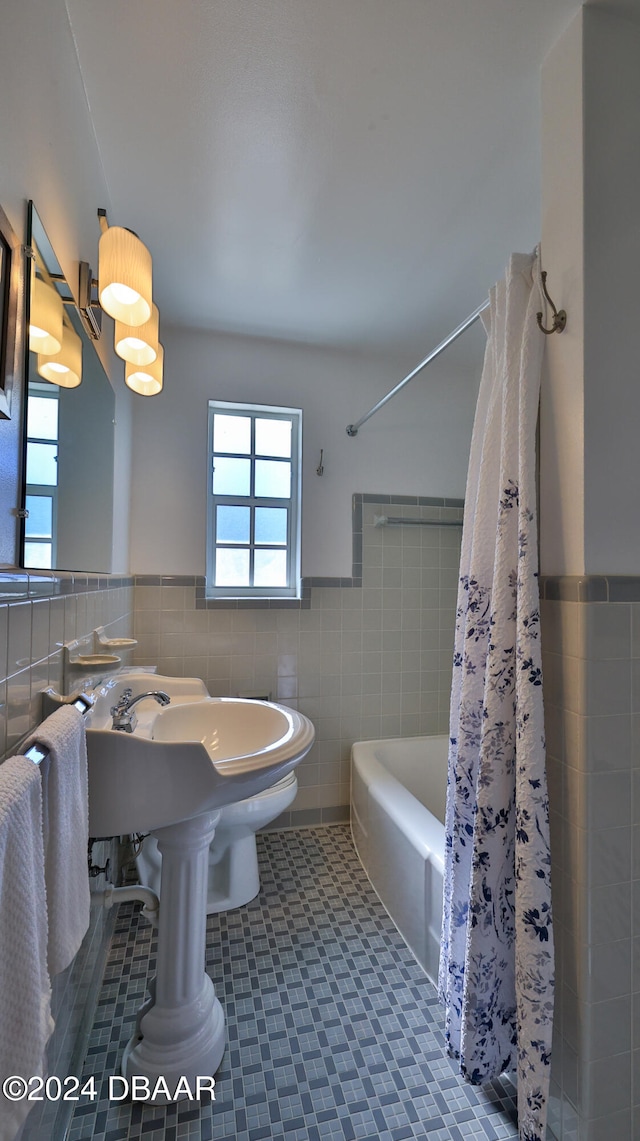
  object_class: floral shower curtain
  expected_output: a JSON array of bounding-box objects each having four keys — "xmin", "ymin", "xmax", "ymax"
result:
[{"xmin": 438, "ymin": 251, "xmax": 554, "ymax": 1141}]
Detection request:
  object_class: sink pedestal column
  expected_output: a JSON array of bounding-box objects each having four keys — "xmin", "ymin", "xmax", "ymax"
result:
[{"xmin": 122, "ymin": 809, "xmax": 225, "ymax": 1095}]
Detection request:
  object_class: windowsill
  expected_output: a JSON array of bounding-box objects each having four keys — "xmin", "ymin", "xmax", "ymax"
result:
[
  {"xmin": 197, "ymin": 592, "xmax": 310, "ymax": 610},
  {"xmin": 207, "ymin": 597, "xmax": 301, "ymax": 607},
  {"xmin": 200, "ymin": 579, "xmax": 309, "ymax": 608}
]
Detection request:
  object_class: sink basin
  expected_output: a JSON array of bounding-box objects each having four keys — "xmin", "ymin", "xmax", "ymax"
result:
[
  {"xmin": 86, "ymin": 695, "xmax": 315, "ymax": 837},
  {"xmin": 88, "ymin": 671, "xmax": 210, "ymax": 729},
  {"xmin": 151, "ymin": 698, "xmax": 303, "ymax": 772}
]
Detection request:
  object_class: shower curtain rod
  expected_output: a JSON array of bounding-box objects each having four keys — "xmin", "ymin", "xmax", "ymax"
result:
[
  {"xmin": 346, "ymin": 300, "xmax": 489, "ymax": 437},
  {"xmin": 346, "ymin": 266, "xmax": 566, "ymax": 438}
]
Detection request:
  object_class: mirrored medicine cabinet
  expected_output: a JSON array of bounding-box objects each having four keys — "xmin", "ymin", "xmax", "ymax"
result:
[{"xmin": 20, "ymin": 203, "xmax": 115, "ymax": 574}]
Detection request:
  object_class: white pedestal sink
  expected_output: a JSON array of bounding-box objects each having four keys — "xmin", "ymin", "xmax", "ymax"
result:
[{"xmin": 85, "ymin": 687, "xmax": 315, "ymax": 1098}]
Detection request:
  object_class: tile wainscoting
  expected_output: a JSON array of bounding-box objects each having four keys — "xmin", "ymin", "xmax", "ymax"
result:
[
  {"xmin": 1, "ymin": 493, "xmax": 462, "ymax": 1136},
  {"xmin": 132, "ymin": 494, "xmax": 464, "ymax": 825},
  {"xmin": 0, "ymin": 571, "xmax": 134, "ymax": 1141},
  {"xmin": 3, "ymin": 560, "xmax": 640, "ymax": 1140},
  {"xmin": 540, "ymin": 576, "xmax": 640, "ymax": 1141},
  {"xmin": 0, "ymin": 571, "xmax": 135, "ymax": 760}
]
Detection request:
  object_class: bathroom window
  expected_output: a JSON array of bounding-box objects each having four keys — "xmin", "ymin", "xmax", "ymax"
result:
[
  {"xmin": 24, "ymin": 384, "xmax": 59, "ymax": 569},
  {"xmin": 206, "ymin": 401, "xmax": 302, "ymax": 598}
]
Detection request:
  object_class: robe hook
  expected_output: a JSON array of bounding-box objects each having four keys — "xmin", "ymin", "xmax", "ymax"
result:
[{"xmin": 536, "ymin": 271, "xmax": 567, "ymax": 335}]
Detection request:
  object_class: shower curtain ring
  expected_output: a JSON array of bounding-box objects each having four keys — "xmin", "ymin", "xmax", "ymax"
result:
[{"xmin": 536, "ymin": 271, "xmax": 567, "ymax": 335}]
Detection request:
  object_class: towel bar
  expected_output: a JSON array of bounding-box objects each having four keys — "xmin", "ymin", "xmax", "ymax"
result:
[
  {"xmin": 23, "ymin": 692, "xmax": 94, "ymax": 764},
  {"xmin": 373, "ymin": 513, "xmax": 463, "ymax": 528}
]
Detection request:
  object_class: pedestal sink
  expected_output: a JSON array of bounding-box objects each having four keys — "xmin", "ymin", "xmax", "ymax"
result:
[{"xmin": 85, "ymin": 690, "xmax": 315, "ymax": 1097}]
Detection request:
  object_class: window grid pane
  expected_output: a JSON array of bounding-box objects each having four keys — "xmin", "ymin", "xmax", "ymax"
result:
[
  {"xmin": 254, "ymin": 459, "xmax": 291, "ymax": 499},
  {"xmin": 213, "ymin": 413, "xmax": 251, "ymax": 454},
  {"xmin": 254, "ymin": 549, "xmax": 288, "ymax": 587},
  {"xmin": 255, "ymin": 506, "xmax": 288, "ymax": 546},
  {"xmin": 255, "ymin": 417, "xmax": 292, "ymax": 458},
  {"xmin": 215, "ymin": 547, "xmax": 250, "ymax": 587},
  {"xmin": 27, "ymin": 395, "xmax": 59, "ymax": 442},
  {"xmin": 25, "ymin": 495, "xmax": 53, "ymax": 539},
  {"xmin": 216, "ymin": 504, "xmax": 250, "ymax": 545},
  {"xmin": 212, "ymin": 456, "xmax": 251, "ymax": 497},
  {"xmin": 24, "ymin": 541, "xmax": 52, "ymax": 570},
  {"xmin": 26, "ymin": 442, "xmax": 58, "ymax": 486}
]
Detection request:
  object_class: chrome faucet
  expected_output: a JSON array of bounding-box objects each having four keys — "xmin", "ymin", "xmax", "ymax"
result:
[{"xmin": 110, "ymin": 688, "xmax": 171, "ymax": 732}]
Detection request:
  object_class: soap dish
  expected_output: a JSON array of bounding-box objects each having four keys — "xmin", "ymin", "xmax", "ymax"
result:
[
  {"xmin": 94, "ymin": 626, "xmax": 138, "ymax": 651},
  {"xmin": 74, "ymin": 653, "xmax": 121, "ymax": 666}
]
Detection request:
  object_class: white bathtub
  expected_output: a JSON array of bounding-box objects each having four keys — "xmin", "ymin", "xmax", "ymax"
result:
[{"xmin": 350, "ymin": 734, "xmax": 447, "ymax": 986}]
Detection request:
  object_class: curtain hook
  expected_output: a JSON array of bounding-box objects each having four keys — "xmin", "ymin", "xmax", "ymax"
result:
[{"xmin": 536, "ymin": 270, "xmax": 567, "ymax": 335}]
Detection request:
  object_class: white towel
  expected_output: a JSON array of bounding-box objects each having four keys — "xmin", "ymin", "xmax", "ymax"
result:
[
  {"xmin": 26, "ymin": 706, "xmax": 91, "ymax": 977},
  {"xmin": 0, "ymin": 756, "xmax": 55, "ymax": 1141}
]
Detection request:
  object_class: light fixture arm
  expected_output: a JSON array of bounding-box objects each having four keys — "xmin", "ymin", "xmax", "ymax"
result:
[{"xmin": 78, "ymin": 261, "xmax": 102, "ymax": 340}]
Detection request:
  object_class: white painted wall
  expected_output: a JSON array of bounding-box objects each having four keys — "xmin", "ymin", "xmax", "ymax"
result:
[
  {"xmin": 129, "ymin": 324, "xmax": 482, "ymax": 576},
  {"xmin": 582, "ymin": 8, "xmax": 640, "ymax": 574},
  {"xmin": 541, "ymin": 5, "xmax": 640, "ymax": 576},
  {"xmin": 539, "ymin": 8, "xmax": 585, "ymax": 576},
  {"xmin": 0, "ymin": 0, "xmax": 132, "ymax": 569},
  {"xmin": 111, "ymin": 383, "xmax": 133, "ymax": 573}
]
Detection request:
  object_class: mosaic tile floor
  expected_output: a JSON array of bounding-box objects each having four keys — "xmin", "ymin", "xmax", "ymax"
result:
[{"xmin": 68, "ymin": 826, "xmax": 519, "ymax": 1141}]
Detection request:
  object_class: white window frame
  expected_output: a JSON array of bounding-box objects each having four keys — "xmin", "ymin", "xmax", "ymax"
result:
[
  {"xmin": 206, "ymin": 400, "xmax": 302, "ymax": 598},
  {"xmin": 24, "ymin": 383, "xmax": 59, "ymax": 570}
]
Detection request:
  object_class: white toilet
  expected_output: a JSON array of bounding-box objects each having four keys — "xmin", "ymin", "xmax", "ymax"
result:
[{"xmin": 136, "ymin": 770, "xmax": 298, "ymax": 913}]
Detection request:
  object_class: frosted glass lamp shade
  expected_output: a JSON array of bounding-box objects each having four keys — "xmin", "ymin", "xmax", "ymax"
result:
[
  {"xmin": 125, "ymin": 342, "xmax": 163, "ymax": 397},
  {"xmin": 29, "ymin": 277, "xmax": 63, "ymax": 355},
  {"xmin": 99, "ymin": 225, "xmax": 152, "ymax": 326},
  {"xmin": 37, "ymin": 324, "xmax": 82, "ymax": 388},
  {"xmin": 114, "ymin": 303, "xmax": 159, "ymax": 366}
]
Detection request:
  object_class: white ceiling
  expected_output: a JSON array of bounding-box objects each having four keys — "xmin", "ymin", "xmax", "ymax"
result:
[{"xmin": 65, "ymin": 0, "xmax": 584, "ymax": 361}]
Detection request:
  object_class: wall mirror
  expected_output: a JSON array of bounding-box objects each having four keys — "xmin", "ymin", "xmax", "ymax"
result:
[{"xmin": 21, "ymin": 202, "xmax": 115, "ymax": 572}]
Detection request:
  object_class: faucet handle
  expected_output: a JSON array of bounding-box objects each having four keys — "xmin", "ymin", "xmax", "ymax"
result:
[{"xmin": 110, "ymin": 687, "xmax": 133, "ymax": 718}]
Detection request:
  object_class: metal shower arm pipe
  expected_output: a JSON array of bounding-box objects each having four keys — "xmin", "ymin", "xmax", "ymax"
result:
[{"xmin": 346, "ymin": 299, "xmax": 489, "ymax": 437}]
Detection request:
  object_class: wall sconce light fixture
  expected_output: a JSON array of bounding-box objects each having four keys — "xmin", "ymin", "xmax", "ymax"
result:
[
  {"xmin": 97, "ymin": 209, "xmax": 152, "ymax": 327},
  {"xmin": 29, "ymin": 275, "xmax": 63, "ymax": 355},
  {"xmin": 77, "ymin": 209, "xmax": 163, "ymax": 395},
  {"xmin": 37, "ymin": 322, "xmax": 83, "ymax": 388},
  {"xmin": 125, "ymin": 342, "xmax": 164, "ymax": 397}
]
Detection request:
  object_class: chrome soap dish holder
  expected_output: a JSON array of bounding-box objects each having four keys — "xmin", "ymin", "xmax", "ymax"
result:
[
  {"xmin": 93, "ymin": 626, "xmax": 138, "ymax": 652},
  {"xmin": 62, "ymin": 629, "xmax": 137, "ymax": 694}
]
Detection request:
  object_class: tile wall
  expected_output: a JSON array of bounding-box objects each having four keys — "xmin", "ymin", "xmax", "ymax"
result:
[
  {"xmin": 4, "ymin": 550, "xmax": 638, "ymax": 1139},
  {"xmin": 541, "ymin": 579, "xmax": 640, "ymax": 1141},
  {"xmin": 18, "ymin": 842, "xmax": 117, "ymax": 1141},
  {"xmin": 0, "ymin": 573, "xmax": 134, "ymax": 759},
  {"xmin": 132, "ymin": 494, "xmax": 463, "ymax": 824},
  {"xmin": 0, "ymin": 495, "xmax": 461, "ymax": 1133},
  {"xmin": 0, "ymin": 572, "xmax": 134, "ymax": 1141}
]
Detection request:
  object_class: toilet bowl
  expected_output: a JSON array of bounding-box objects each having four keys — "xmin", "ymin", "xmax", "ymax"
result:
[{"xmin": 136, "ymin": 771, "xmax": 298, "ymax": 913}]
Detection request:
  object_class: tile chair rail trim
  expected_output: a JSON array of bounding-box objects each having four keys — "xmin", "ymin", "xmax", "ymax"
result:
[{"xmin": 539, "ymin": 575, "xmax": 640, "ymax": 603}]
